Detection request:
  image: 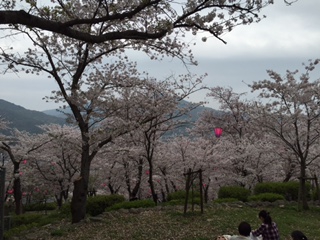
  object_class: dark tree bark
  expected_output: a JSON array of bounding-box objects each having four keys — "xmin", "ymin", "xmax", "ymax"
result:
[
  {"xmin": 0, "ymin": 10, "xmax": 166, "ymax": 43},
  {"xmin": 71, "ymin": 177, "xmax": 88, "ymax": 223}
]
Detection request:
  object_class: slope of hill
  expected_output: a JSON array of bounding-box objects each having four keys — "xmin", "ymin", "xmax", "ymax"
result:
[
  {"xmin": 43, "ymin": 100, "xmax": 216, "ymax": 120},
  {"xmin": 0, "ymin": 99, "xmax": 66, "ymax": 134},
  {"xmin": 0, "ymin": 99, "xmax": 218, "ymax": 135}
]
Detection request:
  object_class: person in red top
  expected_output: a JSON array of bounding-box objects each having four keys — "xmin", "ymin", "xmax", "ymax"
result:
[{"xmin": 252, "ymin": 210, "xmax": 280, "ymax": 240}]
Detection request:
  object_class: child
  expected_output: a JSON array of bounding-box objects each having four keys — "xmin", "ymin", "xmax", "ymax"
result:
[{"xmin": 252, "ymin": 210, "xmax": 280, "ymax": 240}]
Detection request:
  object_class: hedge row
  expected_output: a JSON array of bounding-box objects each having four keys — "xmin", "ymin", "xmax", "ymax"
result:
[
  {"xmin": 86, "ymin": 194, "xmax": 125, "ymax": 216},
  {"xmin": 217, "ymin": 181, "xmax": 312, "ymax": 202},
  {"xmin": 254, "ymin": 181, "xmax": 311, "ymax": 201},
  {"xmin": 218, "ymin": 186, "xmax": 251, "ymax": 202}
]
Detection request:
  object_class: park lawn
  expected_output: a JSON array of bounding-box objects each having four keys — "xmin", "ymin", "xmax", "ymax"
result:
[{"xmin": 5, "ymin": 203, "xmax": 320, "ymax": 240}]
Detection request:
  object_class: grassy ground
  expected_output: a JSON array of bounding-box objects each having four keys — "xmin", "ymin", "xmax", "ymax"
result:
[{"xmin": 5, "ymin": 202, "xmax": 320, "ymax": 240}]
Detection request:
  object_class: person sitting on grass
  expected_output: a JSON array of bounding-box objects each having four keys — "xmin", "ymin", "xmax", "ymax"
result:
[
  {"xmin": 217, "ymin": 221, "xmax": 259, "ymax": 240},
  {"xmin": 252, "ymin": 210, "xmax": 280, "ymax": 240},
  {"xmin": 291, "ymin": 230, "xmax": 308, "ymax": 240}
]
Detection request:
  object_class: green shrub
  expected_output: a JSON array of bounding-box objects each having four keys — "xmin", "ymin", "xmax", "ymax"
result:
[
  {"xmin": 4, "ymin": 224, "xmax": 29, "ymax": 239},
  {"xmin": 213, "ymin": 198, "xmax": 239, "ymax": 203},
  {"xmin": 248, "ymin": 193, "xmax": 285, "ymax": 202},
  {"xmin": 24, "ymin": 202, "xmax": 57, "ymax": 212},
  {"xmin": 86, "ymin": 194, "xmax": 125, "ymax": 216},
  {"xmin": 162, "ymin": 197, "xmax": 201, "ymax": 206},
  {"xmin": 218, "ymin": 186, "xmax": 251, "ymax": 202},
  {"xmin": 167, "ymin": 190, "xmax": 200, "ymax": 201},
  {"xmin": 106, "ymin": 199, "xmax": 156, "ymax": 211},
  {"xmin": 11, "ymin": 214, "xmax": 42, "ymax": 227},
  {"xmin": 4, "ymin": 212, "xmax": 64, "ymax": 239},
  {"xmin": 162, "ymin": 199, "xmax": 184, "ymax": 206},
  {"xmin": 51, "ymin": 229, "xmax": 65, "ymax": 236},
  {"xmin": 59, "ymin": 202, "xmax": 71, "ymax": 217},
  {"xmin": 312, "ymin": 189, "xmax": 320, "ymax": 201},
  {"xmin": 11, "ymin": 212, "xmax": 62, "ymax": 227},
  {"xmin": 254, "ymin": 181, "xmax": 311, "ymax": 201}
]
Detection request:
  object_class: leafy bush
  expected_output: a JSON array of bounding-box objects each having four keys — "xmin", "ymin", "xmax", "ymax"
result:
[
  {"xmin": 11, "ymin": 214, "xmax": 43, "ymax": 227},
  {"xmin": 248, "ymin": 193, "xmax": 285, "ymax": 202},
  {"xmin": 162, "ymin": 199, "xmax": 184, "ymax": 206},
  {"xmin": 86, "ymin": 194, "xmax": 125, "ymax": 216},
  {"xmin": 254, "ymin": 181, "xmax": 311, "ymax": 201},
  {"xmin": 59, "ymin": 202, "xmax": 71, "ymax": 217},
  {"xmin": 4, "ymin": 224, "xmax": 30, "ymax": 239},
  {"xmin": 106, "ymin": 199, "xmax": 156, "ymax": 211},
  {"xmin": 162, "ymin": 197, "xmax": 201, "ymax": 206},
  {"xmin": 218, "ymin": 186, "xmax": 251, "ymax": 202},
  {"xmin": 4, "ymin": 212, "xmax": 64, "ymax": 239},
  {"xmin": 311, "ymin": 188, "xmax": 320, "ymax": 201},
  {"xmin": 167, "ymin": 190, "xmax": 200, "ymax": 201},
  {"xmin": 213, "ymin": 198, "xmax": 239, "ymax": 203},
  {"xmin": 24, "ymin": 202, "xmax": 57, "ymax": 212},
  {"xmin": 51, "ymin": 229, "xmax": 65, "ymax": 236}
]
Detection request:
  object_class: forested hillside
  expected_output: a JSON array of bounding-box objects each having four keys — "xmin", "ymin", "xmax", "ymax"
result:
[
  {"xmin": 0, "ymin": 99, "xmax": 216, "ymax": 135},
  {"xmin": 0, "ymin": 99, "xmax": 66, "ymax": 134}
]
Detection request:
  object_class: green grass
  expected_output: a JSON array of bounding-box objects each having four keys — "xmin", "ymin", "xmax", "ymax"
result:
[
  {"xmin": 4, "ymin": 211, "xmax": 66, "ymax": 239},
  {"xmin": 4, "ymin": 203, "xmax": 320, "ymax": 240}
]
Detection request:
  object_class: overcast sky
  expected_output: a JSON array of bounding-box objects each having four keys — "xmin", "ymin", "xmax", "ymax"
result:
[{"xmin": 1, "ymin": 0, "xmax": 320, "ymax": 111}]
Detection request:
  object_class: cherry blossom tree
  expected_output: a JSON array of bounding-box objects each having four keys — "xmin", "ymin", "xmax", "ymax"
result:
[
  {"xmin": 160, "ymin": 136, "xmax": 215, "ymax": 200},
  {"xmin": 26, "ymin": 124, "xmax": 81, "ymax": 208},
  {"xmin": 1, "ymin": 10, "xmax": 209, "ymax": 218},
  {"xmin": 0, "ymin": 128, "xmax": 51, "ymax": 214},
  {"xmin": 0, "ymin": 0, "xmax": 281, "ymax": 223},
  {"xmin": 0, "ymin": 1, "xmax": 272, "ymax": 46},
  {"xmin": 98, "ymin": 134, "xmax": 148, "ymax": 200},
  {"xmin": 193, "ymin": 87, "xmax": 282, "ymax": 189},
  {"xmin": 249, "ymin": 59, "xmax": 320, "ymax": 210}
]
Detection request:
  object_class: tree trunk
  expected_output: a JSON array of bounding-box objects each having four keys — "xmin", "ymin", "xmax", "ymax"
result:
[
  {"xmin": 204, "ymin": 185, "xmax": 209, "ymax": 204},
  {"xmin": 129, "ymin": 158, "xmax": 143, "ymax": 200},
  {"xmin": 13, "ymin": 161, "xmax": 22, "ymax": 215},
  {"xmin": 71, "ymin": 176, "xmax": 88, "ymax": 223},
  {"xmin": 13, "ymin": 177, "xmax": 23, "ymax": 215},
  {"xmin": 71, "ymin": 149, "xmax": 91, "ymax": 223},
  {"xmin": 170, "ymin": 180, "xmax": 178, "ymax": 192},
  {"xmin": 148, "ymin": 164, "xmax": 157, "ymax": 204},
  {"xmin": 129, "ymin": 179, "xmax": 141, "ymax": 201},
  {"xmin": 55, "ymin": 193, "xmax": 63, "ymax": 209},
  {"xmin": 298, "ymin": 160, "xmax": 309, "ymax": 210},
  {"xmin": 314, "ymin": 174, "xmax": 320, "ymax": 201}
]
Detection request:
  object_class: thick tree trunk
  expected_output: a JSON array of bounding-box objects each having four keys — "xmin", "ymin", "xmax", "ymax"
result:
[
  {"xmin": 129, "ymin": 158, "xmax": 143, "ymax": 200},
  {"xmin": 71, "ymin": 148, "xmax": 91, "ymax": 223},
  {"xmin": 129, "ymin": 180, "xmax": 141, "ymax": 201},
  {"xmin": 13, "ymin": 161, "xmax": 22, "ymax": 215},
  {"xmin": 298, "ymin": 160, "xmax": 309, "ymax": 210},
  {"xmin": 13, "ymin": 177, "xmax": 22, "ymax": 215},
  {"xmin": 71, "ymin": 176, "xmax": 88, "ymax": 223},
  {"xmin": 148, "ymin": 165, "xmax": 157, "ymax": 204}
]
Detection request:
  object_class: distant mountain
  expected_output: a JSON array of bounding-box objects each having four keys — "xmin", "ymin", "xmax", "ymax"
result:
[
  {"xmin": 42, "ymin": 108, "xmax": 69, "ymax": 118},
  {"xmin": 0, "ymin": 99, "xmax": 66, "ymax": 134},
  {"xmin": 43, "ymin": 100, "xmax": 221, "ymax": 136},
  {"xmin": 0, "ymin": 99, "xmax": 219, "ymax": 135},
  {"xmin": 43, "ymin": 100, "xmax": 215, "ymax": 119}
]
